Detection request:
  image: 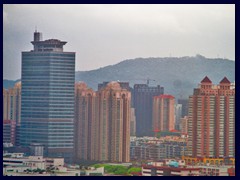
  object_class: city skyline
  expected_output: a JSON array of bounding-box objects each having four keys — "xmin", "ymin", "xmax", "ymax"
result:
[
  {"xmin": 2, "ymin": 4, "xmax": 236, "ymax": 176},
  {"xmin": 3, "ymin": 4, "xmax": 235, "ymax": 80}
]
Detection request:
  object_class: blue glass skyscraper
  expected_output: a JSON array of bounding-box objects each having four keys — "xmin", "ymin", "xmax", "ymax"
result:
[{"xmin": 20, "ymin": 31, "xmax": 75, "ymax": 161}]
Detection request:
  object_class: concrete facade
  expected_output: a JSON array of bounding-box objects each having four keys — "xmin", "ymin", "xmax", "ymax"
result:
[{"xmin": 188, "ymin": 76, "xmax": 235, "ymax": 158}]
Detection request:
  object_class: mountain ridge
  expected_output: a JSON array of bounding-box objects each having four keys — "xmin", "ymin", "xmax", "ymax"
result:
[{"xmin": 3, "ymin": 55, "xmax": 235, "ymax": 99}]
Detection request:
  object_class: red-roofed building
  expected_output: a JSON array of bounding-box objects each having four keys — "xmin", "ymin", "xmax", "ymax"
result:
[
  {"xmin": 188, "ymin": 76, "xmax": 235, "ymax": 159},
  {"xmin": 220, "ymin": 77, "xmax": 231, "ymax": 84},
  {"xmin": 170, "ymin": 129, "xmax": 180, "ymax": 133},
  {"xmin": 201, "ymin": 76, "xmax": 212, "ymax": 83}
]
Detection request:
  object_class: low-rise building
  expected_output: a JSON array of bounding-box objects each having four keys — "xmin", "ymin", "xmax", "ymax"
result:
[
  {"xmin": 142, "ymin": 164, "xmax": 200, "ymax": 176},
  {"xmin": 85, "ymin": 167, "xmax": 104, "ymax": 176},
  {"xmin": 199, "ymin": 165, "xmax": 234, "ymax": 176},
  {"xmin": 130, "ymin": 136, "xmax": 187, "ymax": 160},
  {"xmin": 45, "ymin": 157, "xmax": 64, "ymax": 168}
]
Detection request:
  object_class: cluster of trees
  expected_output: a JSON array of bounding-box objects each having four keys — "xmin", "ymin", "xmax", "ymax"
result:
[
  {"xmin": 92, "ymin": 164, "xmax": 141, "ymax": 175},
  {"xmin": 23, "ymin": 166, "xmax": 59, "ymax": 174},
  {"xmin": 24, "ymin": 168, "xmax": 45, "ymax": 174}
]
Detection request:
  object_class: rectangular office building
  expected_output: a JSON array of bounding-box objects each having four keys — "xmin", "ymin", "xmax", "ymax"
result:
[{"xmin": 20, "ymin": 31, "xmax": 75, "ymax": 161}]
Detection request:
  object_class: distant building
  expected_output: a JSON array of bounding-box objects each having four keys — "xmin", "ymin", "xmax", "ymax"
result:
[
  {"xmin": 98, "ymin": 81, "xmax": 134, "ymax": 107},
  {"xmin": 20, "ymin": 31, "xmax": 75, "ymax": 162},
  {"xmin": 177, "ymin": 98, "xmax": 189, "ymax": 118},
  {"xmin": 182, "ymin": 156, "xmax": 235, "ymax": 166},
  {"xmin": 97, "ymin": 82, "xmax": 131, "ymax": 162},
  {"xmin": 152, "ymin": 95, "xmax": 175, "ymax": 133},
  {"xmin": 199, "ymin": 165, "xmax": 234, "ymax": 176},
  {"xmin": 30, "ymin": 143, "xmax": 44, "ymax": 156},
  {"xmin": 3, "ymin": 82, "xmax": 21, "ymax": 125},
  {"xmin": 3, "ymin": 153, "xmax": 66, "ymax": 176},
  {"xmin": 130, "ymin": 136, "xmax": 187, "ymax": 160},
  {"xmin": 130, "ymin": 108, "xmax": 136, "ymax": 136},
  {"xmin": 75, "ymin": 82, "xmax": 97, "ymax": 161},
  {"xmin": 174, "ymin": 104, "xmax": 182, "ymax": 130},
  {"xmin": 98, "ymin": 81, "xmax": 131, "ymax": 91},
  {"xmin": 74, "ymin": 81, "xmax": 131, "ymax": 163},
  {"xmin": 188, "ymin": 76, "xmax": 235, "ymax": 159},
  {"xmin": 180, "ymin": 116, "xmax": 188, "ymax": 134},
  {"xmin": 134, "ymin": 84, "xmax": 164, "ymax": 136},
  {"xmin": 3, "ymin": 120, "xmax": 16, "ymax": 145},
  {"xmin": 84, "ymin": 167, "xmax": 104, "ymax": 176},
  {"xmin": 3, "ymin": 82, "xmax": 21, "ymax": 146},
  {"xmin": 142, "ymin": 162, "xmax": 200, "ymax": 176}
]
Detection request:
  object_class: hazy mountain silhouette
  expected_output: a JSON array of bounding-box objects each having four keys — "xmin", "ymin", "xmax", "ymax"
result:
[
  {"xmin": 75, "ymin": 55, "xmax": 235, "ymax": 99},
  {"xmin": 3, "ymin": 55, "xmax": 235, "ymax": 99}
]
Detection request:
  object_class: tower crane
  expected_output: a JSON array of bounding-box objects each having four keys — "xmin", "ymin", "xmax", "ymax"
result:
[{"xmin": 146, "ymin": 78, "xmax": 156, "ymax": 86}]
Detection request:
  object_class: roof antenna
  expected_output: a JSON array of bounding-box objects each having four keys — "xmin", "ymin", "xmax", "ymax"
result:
[{"xmin": 35, "ymin": 26, "xmax": 37, "ymax": 32}]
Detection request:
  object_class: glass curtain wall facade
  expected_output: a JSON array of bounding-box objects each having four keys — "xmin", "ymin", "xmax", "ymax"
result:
[{"xmin": 20, "ymin": 32, "xmax": 75, "ymax": 161}]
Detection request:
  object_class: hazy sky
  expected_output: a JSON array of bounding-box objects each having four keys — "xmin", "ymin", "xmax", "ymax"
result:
[{"xmin": 3, "ymin": 4, "xmax": 235, "ymax": 80}]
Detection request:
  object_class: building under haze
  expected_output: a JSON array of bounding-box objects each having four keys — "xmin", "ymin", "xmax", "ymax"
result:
[
  {"xmin": 74, "ymin": 81, "xmax": 131, "ymax": 162},
  {"xmin": 174, "ymin": 104, "xmax": 182, "ymax": 130},
  {"xmin": 3, "ymin": 82, "xmax": 21, "ymax": 125},
  {"xmin": 180, "ymin": 116, "xmax": 188, "ymax": 135},
  {"xmin": 20, "ymin": 31, "xmax": 75, "ymax": 161},
  {"xmin": 75, "ymin": 82, "xmax": 97, "ymax": 161},
  {"xmin": 130, "ymin": 108, "xmax": 136, "ymax": 136},
  {"xmin": 134, "ymin": 84, "xmax": 164, "ymax": 137},
  {"xmin": 98, "ymin": 81, "xmax": 134, "ymax": 107},
  {"xmin": 3, "ymin": 120, "xmax": 16, "ymax": 145},
  {"xmin": 152, "ymin": 95, "xmax": 175, "ymax": 133},
  {"xmin": 177, "ymin": 98, "xmax": 189, "ymax": 118},
  {"xmin": 97, "ymin": 82, "xmax": 131, "ymax": 162},
  {"xmin": 3, "ymin": 82, "xmax": 21, "ymax": 146},
  {"xmin": 188, "ymin": 76, "xmax": 235, "ymax": 159}
]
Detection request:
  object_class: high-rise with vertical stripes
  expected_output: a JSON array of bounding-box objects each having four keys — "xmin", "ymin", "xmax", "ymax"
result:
[
  {"xmin": 75, "ymin": 82, "xmax": 97, "ymax": 161},
  {"xmin": 188, "ymin": 76, "xmax": 235, "ymax": 158},
  {"xmin": 152, "ymin": 94, "xmax": 175, "ymax": 132},
  {"xmin": 20, "ymin": 31, "xmax": 75, "ymax": 161},
  {"xmin": 74, "ymin": 81, "xmax": 131, "ymax": 162},
  {"xmin": 97, "ymin": 82, "xmax": 131, "ymax": 162}
]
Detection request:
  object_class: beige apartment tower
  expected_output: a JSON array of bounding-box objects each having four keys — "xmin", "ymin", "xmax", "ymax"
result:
[
  {"xmin": 3, "ymin": 82, "xmax": 21, "ymax": 124},
  {"xmin": 152, "ymin": 94, "xmax": 175, "ymax": 132},
  {"xmin": 188, "ymin": 76, "xmax": 235, "ymax": 158},
  {"xmin": 97, "ymin": 82, "xmax": 131, "ymax": 162},
  {"xmin": 75, "ymin": 82, "xmax": 97, "ymax": 161},
  {"xmin": 74, "ymin": 81, "xmax": 131, "ymax": 162},
  {"xmin": 180, "ymin": 116, "xmax": 188, "ymax": 134}
]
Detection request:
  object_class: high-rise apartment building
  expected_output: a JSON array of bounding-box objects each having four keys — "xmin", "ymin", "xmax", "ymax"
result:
[
  {"xmin": 152, "ymin": 95, "xmax": 175, "ymax": 132},
  {"xmin": 3, "ymin": 82, "xmax": 21, "ymax": 125},
  {"xmin": 3, "ymin": 82, "xmax": 21, "ymax": 146},
  {"xmin": 175, "ymin": 104, "xmax": 182, "ymax": 130},
  {"xmin": 98, "ymin": 81, "xmax": 134, "ymax": 107},
  {"xmin": 180, "ymin": 116, "xmax": 188, "ymax": 134},
  {"xmin": 74, "ymin": 81, "xmax": 131, "ymax": 163},
  {"xmin": 134, "ymin": 84, "xmax": 164, "ymax": 136},
  {"xmin": 20, "ymin": 31, "xmax": 75, "ymax": 161},
  {"xmin": 188, "ymin": 76, "xmax": 235, "ymax": 158},
  {"xmin": 75, "ymin": 82, "xmax": 97, "ymax": 161},
  {"xmin": 130, "ymin": 108, "xmax": 136, "ymax": 136},
  {"xmin": 178, "ymin": 98, "xmax": 189, "ymax": 118},
  {"xmin": 3, "ymin": 120, "xmax": 16, "ymax": 145},
  {"xmin": 97, "ymin": 82, "xmax": 131, "ymax": 162}
]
